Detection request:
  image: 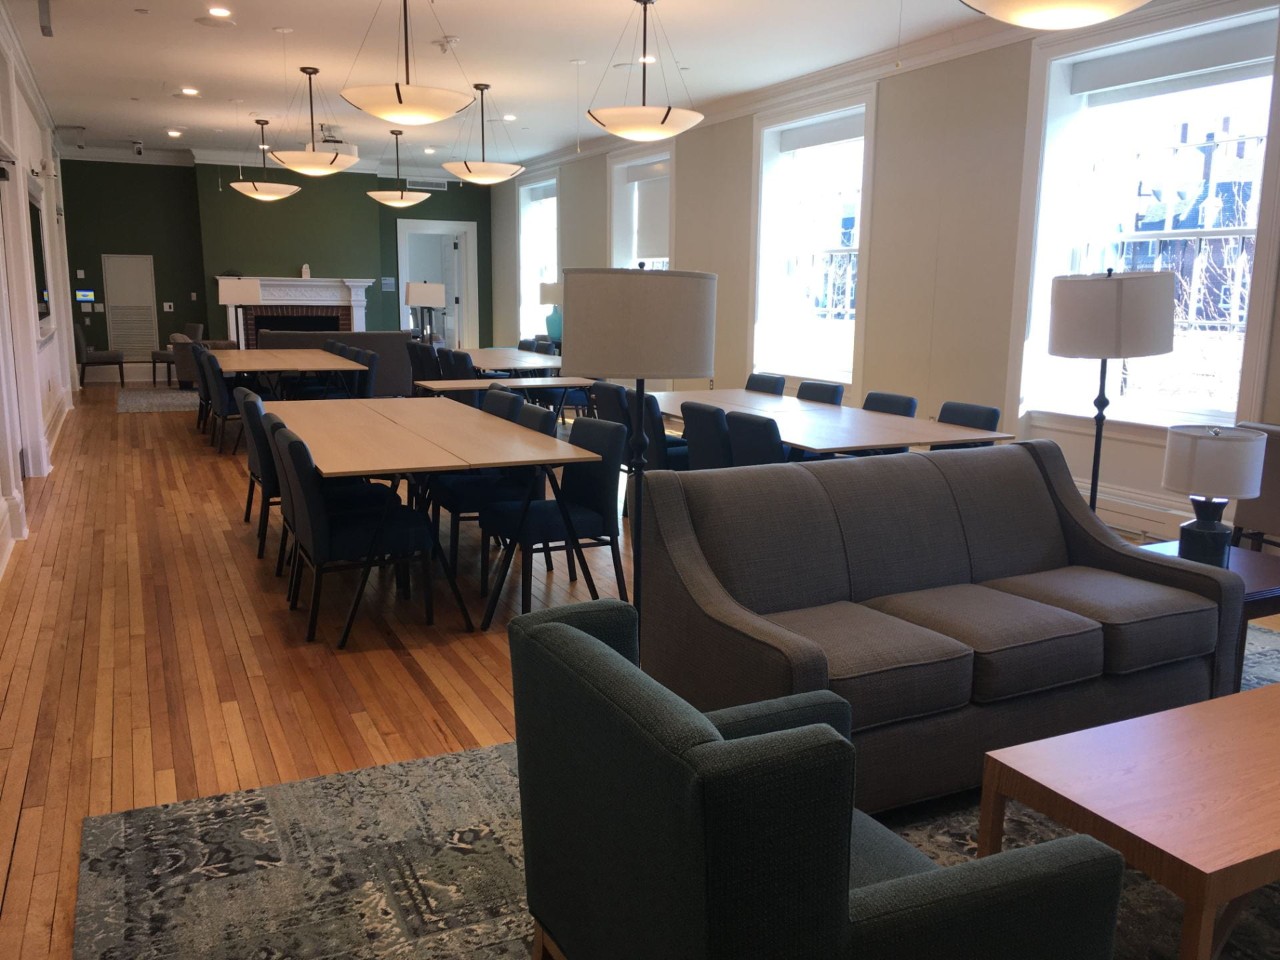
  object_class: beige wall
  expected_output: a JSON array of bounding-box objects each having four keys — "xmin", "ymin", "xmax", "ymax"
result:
[
  {"xmin": 861, "ymin": 41, "xmax": 1033, "ymax": 417},
  {"xmin": 558, "ymin": 153, "xmax": 609, "ymax": 270},
  {"xmin": 490, "ymin": 180, "xmax": 520, "ymax": 347}
]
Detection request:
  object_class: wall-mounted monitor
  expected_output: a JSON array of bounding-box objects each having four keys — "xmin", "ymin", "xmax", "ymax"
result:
[{"xmin": 74, "ymin": 290, "xmax": 95, "ymax": 302}]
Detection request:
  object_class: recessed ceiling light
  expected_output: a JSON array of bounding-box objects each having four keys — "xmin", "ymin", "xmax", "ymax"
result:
[
  {"xmin": 422, "ymin": 147, "xmax": 436, "ymax": 155},
  {"xmin": 502, "ymin": 114, "xmax": 516, "ymax": 122},
  {"xmin": 180, "ymin": 87, "xmax": 200, "ymax": 96},
  {"xmin": 208, "ymin": 6, "xmax": 231, "ymax": 16},
  {"xmin": 167, "ymin": 129, "xmax": 183, "ymax": 138}
]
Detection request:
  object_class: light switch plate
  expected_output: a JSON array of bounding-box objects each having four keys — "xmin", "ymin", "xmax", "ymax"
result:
[
  {"xmin": 75, "ymin": 269, "xmax": 85, "ymax": 279},
  {"xmin": 190, "ymin": 292, "xmax": 198, "ymax": 301},
  {"xmin": 93, "ymin": 303, "xmax": 105, "ymax": 313},
  {"xmin": 163, "ymin": 302, "xmax": 174, "ymax": 312},
  {"xmin": 79, "ymin": 302, "xmax": 92, "ymax": 314}
]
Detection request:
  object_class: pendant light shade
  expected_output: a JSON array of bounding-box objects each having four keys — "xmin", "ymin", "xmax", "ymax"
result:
[
  {"xmin": 368, "ymin": 130, "xmax": 431, "ymax": 207},
  {"xmin": 340, "ymin": 0, "xmax": 473, "ymax": 125},
  {"xmin": 231, "ymin": 119, "xmax": 301, "ymax": 202},
  {"xmin": 960, "ymin": 0, "xmax": 1152, "ymax": 29},
  {"xmin": 588, "ymin": 0, "xmax": 703, "ymax": 143},
  {"xmin": 270, "ymin": 67, "xmax": 360, "ymax": 177},
  {"xmin": 442, "ymin": 84, "xmax": 525, "ymax": 185}
]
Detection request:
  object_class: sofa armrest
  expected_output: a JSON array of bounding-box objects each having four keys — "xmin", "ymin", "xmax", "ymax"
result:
[
  {"xmin": 848, "ymin": 835, "xmax": 1122, "ymax": 960},
  {"xmin": 705, "ymin": 690, "xmax": 852, "ymax": 741},
  {"xmin": 1021, "ymin": 439, "xmax": 1245, "ymax": 695},
  {"xmin": 641, "ymin": 471, "xmax": 830, "ymax": 710}
]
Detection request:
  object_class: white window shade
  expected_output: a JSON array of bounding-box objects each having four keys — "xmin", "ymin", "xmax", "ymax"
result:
[
  {"xmin": 635, "ymin": 177, "xmax": 670, "ymax": 261},
  {"xmin": 779, "ymin": 112, "xmax": 865, "ymax": 153}
]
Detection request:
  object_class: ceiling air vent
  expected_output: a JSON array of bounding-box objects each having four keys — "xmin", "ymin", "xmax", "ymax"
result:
[{"xmin": 407, "ymin": 178, "xmax": 449, "ymax": 191}]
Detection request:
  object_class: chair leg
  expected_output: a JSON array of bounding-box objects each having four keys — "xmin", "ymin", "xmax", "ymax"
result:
[
  {"xmin": 118, "ymin": 363, "xmax": 125, "ymax": 387},
  {"xmin": 231, "ymin": 422, "xmax": 244, "ymax": 455},
  {"xmin": 256, "ymin": 498, "xmax": 271, "ymax": 560},
  {"xmin": 449, "ymin": 512, "xmax": 461, "ymax": 574},
  {"xmin": 543, "ymin": 543, "xmax": 553, "ymax": 572},
  {"xmin": 276, "ymin": 526, "xmax": 289, "ymax": 577},
  {"xmin": 288, "ymin": 547, "xmax": 303, "ymax": 607},
  {"xmin": 395, "ymin": 561, "xmax": 410, "ymax": 599},
  {"xmin": 166, "ymin": 363, "xmax": 172, "ymax": 386},
  {"xmin": 244, "ymin": 476, "xmax": 256, "ymax": 524},
  {"xmin": 151, "ymin": 362, "xmax": 157, "ymax": 387},
  {"xmin": 566, "ymin": 539, "xmax": 578, "ymax": 581},
  {"xmin": 216, "ymin": 417, "xmax": 227, "ymax": 454},
  {"xmin": 422, "ymin": 553, "xmax": 435, "ymax": 626},
  {"xmin": 610, "ymin": 537, "xmax": 628, "ymax": 603},
  {"xmin": 435, "ymin": 546, "xmax": 473, "ymax": 631},
  {"xmin": 521, "ymin": 544, "xmax": 533, "ymax": 614},
  {"xmin": 305, "ymin": 568, "xmax": 324, "ymax": 642}
]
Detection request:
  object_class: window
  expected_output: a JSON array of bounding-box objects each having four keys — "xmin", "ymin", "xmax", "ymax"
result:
[
  {"xmin": 1023, "ymin": 19, "xmax": 1275, "ymax": 425},
  {"xmin": 610, "ymin": 152, "xmax": 670, "ymax": 270},
  {"xmin": 754, "ymin": 110, "xmax": 866, "ymax": 384},
  {"xmin": 519, "ymin": 179, "xmax": 558, "ymax": 339}
]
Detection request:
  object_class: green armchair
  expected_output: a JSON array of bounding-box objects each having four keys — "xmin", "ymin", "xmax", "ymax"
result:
[{"xmin": 509, "ymin": 600, "xmax": 1124, "ymax": 960}]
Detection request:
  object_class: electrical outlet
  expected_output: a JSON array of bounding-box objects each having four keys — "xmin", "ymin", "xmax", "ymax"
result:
[
  {"xmin": 75, "ymin": 269, "xmax": 85, "ymax": 279},
  {"xmin": 163, "ymin": 302, "xmax": 174, "ymax": 312},
  {"xmin": 190, "ymin": 292, "xmax": 198, "ymax": 301}
]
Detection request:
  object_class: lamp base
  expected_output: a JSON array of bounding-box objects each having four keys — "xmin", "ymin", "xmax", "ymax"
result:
[{"xmin": 1177, "ymin": 497, "xmax": 1231, "ymax": 568}]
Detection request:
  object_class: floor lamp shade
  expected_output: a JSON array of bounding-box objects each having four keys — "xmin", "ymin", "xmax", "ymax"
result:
[
  {"xmin": 405, "ymin": 282, "xmax": 447, "ymax": 309},
  {"xmin": 1048, "ymin": 271, "xmax": 1175, "ymax": 360},
  {"xmin": 559, "ymin": 268, "xmax": 717, "ymax": 380},
  {"xmin": 217, "ymin": 278, "xmax": 262, "ymax": 307}
]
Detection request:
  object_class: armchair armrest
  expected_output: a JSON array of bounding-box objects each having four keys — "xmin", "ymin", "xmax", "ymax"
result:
[
  {"xmin": 508, "ymin": 599, "xmax": 638, "ymax": 664},
  {"xmin": 848, "ymin": 835, "xmax": 1123, "ymax": 960},
  {"xmin": 705, "ymin": 690, "xmax": 852, "ymax": 741}
]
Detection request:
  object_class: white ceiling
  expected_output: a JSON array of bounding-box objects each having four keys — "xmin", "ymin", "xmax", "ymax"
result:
[{"xmin": 6, "ymin": 0, "xmax": 989, "ymax": 176}]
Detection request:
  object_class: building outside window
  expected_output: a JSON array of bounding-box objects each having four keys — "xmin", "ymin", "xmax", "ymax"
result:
[
  {"xmin": 754, "ymin": 109, "xmax": 866, "ymax": 384},
  {"xmin": 1023, "ymin": 19, "xmax": 1275, "ymax": 425},
  {"xmin": 519, "ymin": 179, "xmax": 558, "ymax": 340}
]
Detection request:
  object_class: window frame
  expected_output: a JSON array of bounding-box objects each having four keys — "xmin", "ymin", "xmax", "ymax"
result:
[
  {"xmin": 607, "ymin": 144, "xmax": 674, "ymax": 270},
  {"xmin": 517, "ymin": 176, "xmax": 559, "ymax": 341}
]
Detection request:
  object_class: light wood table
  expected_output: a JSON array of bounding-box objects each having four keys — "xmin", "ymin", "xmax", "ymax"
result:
[
  {"xmin": 415, "ymin": 376, "xmax": 594, "ymax": 394},
  {"xmin": 462, "ymin": 347, "xmax": 562, "ymax": 373},
  {"xmin": 653, "ymin": 388, "xmax": 1013, "ymax": 454},
  {"xmin": 978, "ymin": 684, "xmax": 1280, "ymax": 959},
  {"xmin": 209, "ymin": 348, "xmax": 367, "ymax": 374}
]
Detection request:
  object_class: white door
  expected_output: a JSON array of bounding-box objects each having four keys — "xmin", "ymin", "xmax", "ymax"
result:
[{"xmin": 102, "ymin": 254, "xmax": 157, "ymax": 361}]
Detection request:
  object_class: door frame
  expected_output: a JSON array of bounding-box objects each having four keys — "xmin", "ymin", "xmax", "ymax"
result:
[
  {"xmin": 101, "ymin": 253, "xmax": 157, "ymax": 356},
  {"xmin": 396, "ymin": 218, "xmax": 480, "ymax": 347}
]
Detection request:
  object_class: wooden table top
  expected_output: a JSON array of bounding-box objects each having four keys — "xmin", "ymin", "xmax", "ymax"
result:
[
  {"xmin": 985, "ymin": 683, "xmax": 1280, "ymax": 897},
  {"xmin": 462, "ymin": 347, "xmax": 562, "ymax": 372},
  {"xmin": 262, "ymin": 397, "xmax": 598, "ymax": 476},
  {"xmin": 415, "ymin": 376, "xmax": 595, "ymax": 393},
  {"xmin": 653, "ymin": 388, "xmax": 1013, "ymax": 453},
  {"xmin": 210, "ymin": 348, "xmax": 367, "ymax": 374},
  {"xmin": 1142, "ymin": 541, "xmax": 1280, "ymax": 606}
]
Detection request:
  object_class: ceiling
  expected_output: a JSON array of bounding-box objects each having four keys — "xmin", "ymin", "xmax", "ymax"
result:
[{"xmin": 5, "ymin": 0, "xmax": 990, "ymax": 177}]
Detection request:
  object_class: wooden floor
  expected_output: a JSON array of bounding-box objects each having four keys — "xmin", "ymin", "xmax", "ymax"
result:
[{"xmin": 0, "ymin": 384, "xmax": 630, "ymax": 960}]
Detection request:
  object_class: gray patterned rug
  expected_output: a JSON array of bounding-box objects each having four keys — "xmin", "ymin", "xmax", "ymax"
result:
[
  {"xmin": 116, "ymin": 389, "xmax": 200, "ymax": 414},
  {"xmin": 75, "ymin": 630, "xmax": 1280, "ymax": 959}
]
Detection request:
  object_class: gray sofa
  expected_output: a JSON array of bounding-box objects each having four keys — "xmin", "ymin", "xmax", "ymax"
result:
[
  {"xmin": 255, "ymin": 330, "xmax": 414, "ymax": 397},
  {"xmin": 642, "ymin": 440, "xmax": 1244, "ymax": 811}
]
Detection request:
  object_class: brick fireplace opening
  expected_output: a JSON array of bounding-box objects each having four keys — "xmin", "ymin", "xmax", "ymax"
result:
[{"xmin": 242, "ymin": 304, "xmax": 352, "ymax": 349}]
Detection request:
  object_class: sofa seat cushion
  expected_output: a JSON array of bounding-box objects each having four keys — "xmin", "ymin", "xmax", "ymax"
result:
[
  {"xmin": 983, "ymin": 566, "xmax": 1217, "ymax": 674},
  {"xmin": 863, "ymin": 584, "xmax": 1103, "ymax": 702},
  {"xmin": 764, "ymin": 602, "xmax": 972, "ymax": 732}
]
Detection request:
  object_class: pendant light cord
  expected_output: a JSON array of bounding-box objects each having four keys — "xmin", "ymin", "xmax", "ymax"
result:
[
  {"xmin": 479, "ymin": 88, "xmax": 486, "ymax": 161},
  {"xmin": 640, "ymin": 0, "xmax": 648, "ymax": 106},
  {"xmin": 307, "ymin": 72, "xmax": 316, "ymax": 148},
  {"xmin": 402, "ymin": 0, "xmax": 411, "ymax": 85}
]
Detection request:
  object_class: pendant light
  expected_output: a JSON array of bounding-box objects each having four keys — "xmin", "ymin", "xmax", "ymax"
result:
[
  {"xmin": 269, "ymin": 67, "xmax": 360, "ymax": 176},
  {"xmin": 442, "ymin": 84, "xmax": 526, "ymax": 185},
  {"xmin": 368, "ymin": 130, "xmax": 431, "ymax": 208},
  {"xmin": 959, "ymin": 0, "xmax": 1152, "ymax": 29},
  {"xmin": 587, "ymin": 0, "xmax": 702, "ymax": 142},
  {"xmin": 230, "ymin": 120, "xmax": 301, "ymax": 202},
  {"xmin": 341, "ymin": 0, "xmax": 474, "ymax": 125}
]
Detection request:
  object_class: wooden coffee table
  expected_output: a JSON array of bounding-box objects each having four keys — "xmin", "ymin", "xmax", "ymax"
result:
[{"xmin": 978, "ymin": 684, "xmax": 1280, "ymax": 959}]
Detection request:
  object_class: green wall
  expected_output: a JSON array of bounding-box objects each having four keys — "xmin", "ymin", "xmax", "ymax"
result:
[
  {"xmin": 60, "ymin": 159, "xmax": 494, "ymax": 345},
  {"xmin": 61, "ymin": 160, "xmax": 206, "ymax": 349}
]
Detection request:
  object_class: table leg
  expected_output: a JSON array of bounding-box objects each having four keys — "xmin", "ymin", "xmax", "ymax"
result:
[
  {"xmin": 976, "ymin": 760, "xmax": 1007, "ymax": 858},
  {"xmin": 1180, "ymin": 893, "xmax": 1217, "ymax": 960}
]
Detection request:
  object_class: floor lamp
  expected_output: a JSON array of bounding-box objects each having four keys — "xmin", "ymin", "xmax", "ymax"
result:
[
  {"xmin": 1048, "ymin": 269, "xmax": 1175, "ymax": 511},
  {"xmin": 216, "ymin": 277, "xmax": 263, "ymax": 347},
  {"xmin": 560, "ymin": 267, "xmax": 717, "ymax": 620},
  {"xmin": 405, "ymin": 282, "xmax": 447, "ymax": 343}
]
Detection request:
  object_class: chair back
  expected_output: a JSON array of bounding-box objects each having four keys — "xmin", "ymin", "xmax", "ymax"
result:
[
  {"xmin": 1233, "ymin": 421, "xmax": 1280, "ymax": 537},
  {"xmin": 626, "ymin": 390, "xmax": 675, "ymax": 469},
  {"xmin": 797, "ymin": 380, "xmax": 844, "ymax": 405},
  {"xmin": 274, "ymin": 427, "xmax": 332, "ymax": 563},
  {"xmin": 483, "ymin": 384, "xmax": 525, "ymax": 421},
  {"xmin": 190, "ymin": 343, "xmax": 211, "ymax": 403},
  {"xmin": 449, "ymin": 351, "xmax": 481, "ymax": 407},
  {"xmin": 406, "ymin": 340, "xmax": 442, "ymax": 382},
  {"xmin": 201, "ymin": 351, "xmax": 234, "ymax": 415},
  {"xmin": 72, "ymin": 323, "xmax": 87, "ymax": 363},
  {"xmin": 233, "ymin": 388, "xmax": 276, "ymax": 493},
  {"xmin": 535, "ymin": 340, "xmax": 557, "ymax": 356},
  {"xmin": 931, "ymin": 401, "xmax": 1001, "ymax": 451},
  {"xmin": 517, "ymin": 403, "xmax": 557, "ymax": 437},
  {"xmin": 322, "ymin": 339, "xmax": 339, "ymax": 354},
  {"xmin": 745, "ymin": 372, "xmax": 785, "ymax": 395},
  {"xmin": 727, "ymin": 411, "xmax": 786, "ymax": 466},
  {"xmin": 262, "ymin": 414, "xmax": 294, "ymax": 530},
  {"xmin": 562, "ymin": 418, "xmax": 627, "ymax": 536},
  {"xmin": 184, "ymin": 322, "xmax": 205, "ymax": 341},
  {"xmin": 437, "ymin": 347, "xmax": 456, "ymax": 378},
  {"xmin": 589, "ymin": 382, "xmax": 631, "ymax": 440},
  {"xmin": 518, "ymin": 338, "xmax": 537, "ymax": 352},
  {"xmin": 357, "ymin": 349, "xmax": 378, "ymax": 399},
  {"xmin": 863, "ymin": 391, "xmax": 918, "ymax": 417},
  {"xmin": 681, "ymin": 402, "xmax": 732, "ymax": 470}
]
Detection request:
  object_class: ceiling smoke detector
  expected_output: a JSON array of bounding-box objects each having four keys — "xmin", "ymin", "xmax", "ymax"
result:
[{"xmin": 432, "ymin": 35, "xmax": 460, "ymax": 55}]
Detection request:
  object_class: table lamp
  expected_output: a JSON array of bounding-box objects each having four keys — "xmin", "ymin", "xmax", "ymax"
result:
[
  {"xmin": 1162, "ymin": 425, "xmax": 1266, "ymax": 567},
  {"xmin": 561, "ymin": 267, "xmax": 717, "ymax": 616},
  {"xmin": 217, "ymin": 277, "xmax": 262, "ymax": 346},
  {"xmin": 405, "ymin": 282, "xmax": 447, "ymax": 341},
  {"xmin": 1049, "ymin": 269, "xmax": 1175, "ymax": 511},
  {"xmin": 539, "ymin": 282, "xmax": 563, "ymax": 342}
]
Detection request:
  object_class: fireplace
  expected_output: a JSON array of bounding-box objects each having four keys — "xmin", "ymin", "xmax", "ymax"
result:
[
  {"xmin": 255, "ymin": 315, "xmax": 341, "ymax": 333},
  {"xmin": 242, "ymin": 305, "xmax": 349, "ymax": 348},
  {"xmin": 220, "ymin": 277, "xmax": 375, "ymax": 346}
]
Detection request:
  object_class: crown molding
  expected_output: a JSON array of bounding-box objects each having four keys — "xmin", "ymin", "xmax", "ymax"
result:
[{"xmin": 0, "ymin": 0, "xmax": 54, "ymax": 132}]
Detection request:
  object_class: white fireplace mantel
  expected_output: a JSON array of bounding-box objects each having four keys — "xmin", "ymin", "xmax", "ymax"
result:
[{"xmin": 220, "ymin": 276, "xmax": 376, "ymax": 341}]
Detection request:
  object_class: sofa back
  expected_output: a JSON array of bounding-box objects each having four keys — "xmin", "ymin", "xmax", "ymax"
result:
[{"xmin": 255, "ymin": 330, "xmax": 413, "ymax": 396}]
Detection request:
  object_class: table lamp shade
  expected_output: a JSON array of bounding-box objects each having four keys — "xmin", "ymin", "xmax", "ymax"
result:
[
  {"xmin": 560, "ymin": 268, "xmax": 717, "ymax": 380},
  {"xmin": 1049, "ymin": 271, "xmax": 1175, "ymax": 359},
  {"xmin": 539, "ymin": 283, "xmax": 563, "ymax": 306},
  {"xmin": 217, "ymin": 277, "xmax": 262, "ymax": 306},
  {"xmin": 405, "ymin": 282, "xmax": 447, "ymax": 309},
  {"xmin": 1163, "ymin": 425, "xmax": 1266, "ymax": 500}
]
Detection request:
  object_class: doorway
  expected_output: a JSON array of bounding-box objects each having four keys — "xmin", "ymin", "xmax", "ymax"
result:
[
  {"xmin": 102, "ymin": 254, "xmax": 157, "ymax": 360},
  {"xmin": 396, "ymin": 219, "xmax": 479, "ymax": 349}
]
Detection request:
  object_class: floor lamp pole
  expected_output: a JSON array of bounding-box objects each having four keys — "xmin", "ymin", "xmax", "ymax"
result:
[
  {"xmin": 630, "ymin": 377, "xmax": 649, "ymax": 619},
  {"xmin": 1089, "ymin": 357, "xmax": 1108, "ymax": 512}
]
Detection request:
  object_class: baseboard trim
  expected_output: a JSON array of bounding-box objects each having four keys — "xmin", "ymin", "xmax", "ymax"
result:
[{"xmin": 80, "ymin": 362, "xmax": 172, "ymax": 385}]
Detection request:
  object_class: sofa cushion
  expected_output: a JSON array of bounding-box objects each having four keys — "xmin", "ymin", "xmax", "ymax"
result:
[
  {"xmin": 925, "ymin": 445, "xmax": 1070, "ymax": 581},
  {"xmin": 803, "ymin": 456, "xmax": 972, "ymax": 601},
  {"xmin": 864, "ymin": 584, "xmax": 1103, "ymax": 702},
  {"xmin": 983, "ymin": 566, "xmax": 1217, "ymax": 674},
  {"xmin": 677, "ymin": 466, "xmax": 850, "ymax": 615},
  {"xmin": 764, "ymin": 602, "xmax": 972, "ymax": 732}
]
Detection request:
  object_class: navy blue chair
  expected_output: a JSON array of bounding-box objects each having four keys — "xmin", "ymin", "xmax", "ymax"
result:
[
  {"xmin": 745, "ymin": 372, "xmax": 785, "ymax": 395},
  {"xmin": 626, "ymin": 389, "xmax": 687, "ymax": 471},
  {"xmin": 234, "ymin": 388, "xmax": 281, "ymax": 559},
  {"xmin": 931, "ymin": 401, "xmax": 1001, "ymax": 451},
  {"xmin": 797, "ymin": 380, "xmax": 844, "ymax": 405},
  {"xmin": 407, "ymin": 340, "xmax": 442, "ymax": 393},
  {"xmin": 483, "ymin": 384, "xmax": 525, "ymax": 421},
  {"xmin": 448, "ymin": 351, "xmax": 483, "ymax": 407},
  {"xmin": 727, "ymin": 411, "xmax": 788, "ymax": 466},
  {"xmin": 857, "ymin": 391, "xmax": 919, "ymax": 456},
  {"xmin": 518, "ymin": 338, "xmax": 538, "ymax": 352},
  {"xmin": 200, "ymin": 350, "xmax": 242, "ymax": 453},
  {"xmin": 190, "ymin": 342, "xmax": 212, "ymax": 432},
  {"xmin": 681, "ymin": 402, "xmax": 732, "ymax": 470}
]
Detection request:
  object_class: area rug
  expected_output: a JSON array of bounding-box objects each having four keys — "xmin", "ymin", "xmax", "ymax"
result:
[
  {"xmin": 75, "ymin": 630, "xmax": 1280, "ymax": 960},
  {"xmin": 116, "ymin": 389, "xmax": 200, "ymax": 414}
]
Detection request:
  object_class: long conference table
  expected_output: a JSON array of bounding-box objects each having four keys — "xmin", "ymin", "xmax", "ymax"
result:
[
  {"xmin": 653, "ymin": 388, "xmax": 1014, "ymax": 455},
  {"xmin": 209, "ymin": 348, "xmax": 366, "ymax": 375},
  {"xmin": 465, "ymin": 347, "xmax": 562, "ymax": 373},
  {"xmin": 261, "ymin": 397, "xmax": 603, "ymax": 631}
]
